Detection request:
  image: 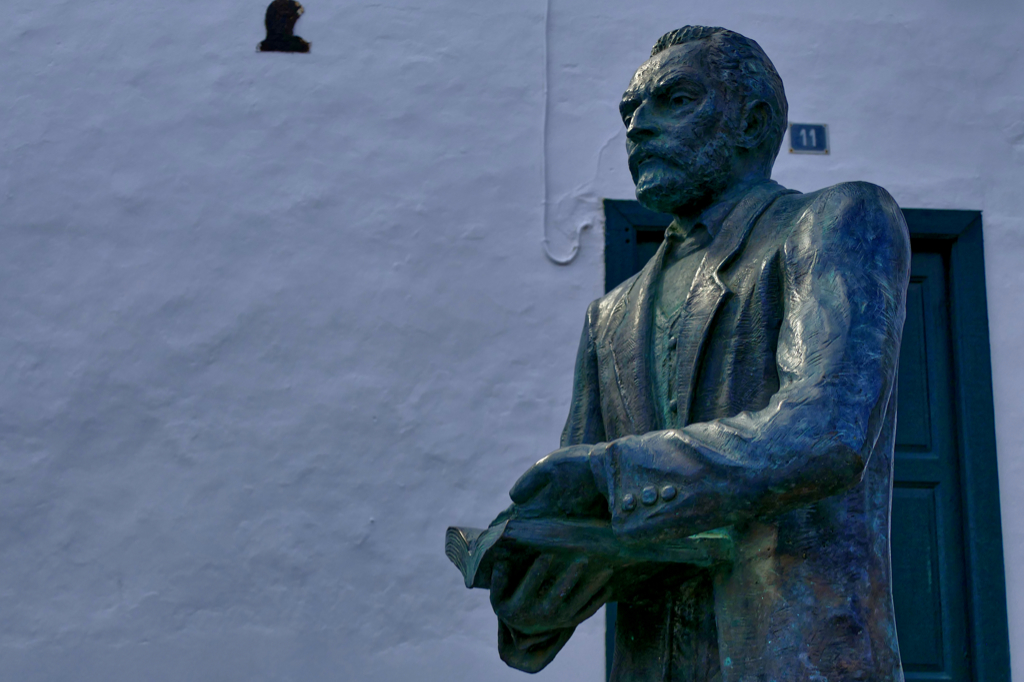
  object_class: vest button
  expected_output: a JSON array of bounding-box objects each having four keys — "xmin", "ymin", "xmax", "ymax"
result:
[
  {"xmin": 641, "ymin": 486, "xmax": 658, "ymax": 505},
  {"xmin": 621, "ymin": 494, "xmax": 637, "ymax": 512},
  {"xmin": 661, "ymin": 485, "xmax": 677, "ymax": 501}
]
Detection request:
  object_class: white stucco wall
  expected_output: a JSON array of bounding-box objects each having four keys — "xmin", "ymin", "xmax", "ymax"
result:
[{"xmin": 0, "ymin": 1, "xmax": 1020, "ymax": 681}]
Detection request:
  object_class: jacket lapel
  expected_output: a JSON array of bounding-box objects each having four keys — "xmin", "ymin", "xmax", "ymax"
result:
[
  {"xmin": 607, "ymin": 239, "xmax": 667, "ymax": 435},
  {"xmin": 674, "ymin": 181, "xmax": 792, "ymax": 423}
]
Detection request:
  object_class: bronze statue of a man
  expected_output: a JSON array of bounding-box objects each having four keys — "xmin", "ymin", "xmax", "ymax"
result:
[{"xmin": 486, "ymin": 26, "xmax": 910, "ymax": 681}]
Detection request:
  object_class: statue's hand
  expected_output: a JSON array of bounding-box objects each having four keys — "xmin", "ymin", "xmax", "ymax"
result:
[
  {"xmin": 510, "ymin": 445, "xmax": 609, "ymax": 519},
  {"xmin": 490, "ymin": 555, "xmax": 613, "ymax": 635}
]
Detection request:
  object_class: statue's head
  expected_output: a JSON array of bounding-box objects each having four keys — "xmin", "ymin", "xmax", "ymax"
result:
[{"xmin": 621, "ymin": 26, "xmax": 788, "ymax": 217}]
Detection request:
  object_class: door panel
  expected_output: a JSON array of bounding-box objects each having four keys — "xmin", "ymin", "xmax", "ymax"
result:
[{"xmin": 891, "ymin": 485, "xmax": 945, "ymax": 670}]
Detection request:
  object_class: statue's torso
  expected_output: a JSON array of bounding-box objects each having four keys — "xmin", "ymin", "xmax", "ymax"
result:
[{"xmin": 593, "ymin": 184, "xmax": 904, "ymax": 682}]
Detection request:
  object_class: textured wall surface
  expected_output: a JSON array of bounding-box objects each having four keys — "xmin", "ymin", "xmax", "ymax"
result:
[{"xmin": 0, "ymin": 0, "xmax": 1020, "ymax": 680}]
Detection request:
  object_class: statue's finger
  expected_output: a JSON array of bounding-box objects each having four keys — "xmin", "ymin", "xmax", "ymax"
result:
[
  {"xmin": 565, "ymin": 566, "xmax": 614, "ymax": 615},
  {"xmin": 490, "ymin": 560, "xmax": 511, "ymax": 608},
  {"xmin": 546, "ymin": 556, "xmax": 588, "ymax": 601},
  {"xmin": 512, "ymin": 554, "xmax": 554, "ymax": 606},
  {"xmin": 571, "ymin": 584, "xmax": 613, "ymax": 624},
  {"xmin": 509, "ymin": 465, "xmax": 548, "ymax": 504}
]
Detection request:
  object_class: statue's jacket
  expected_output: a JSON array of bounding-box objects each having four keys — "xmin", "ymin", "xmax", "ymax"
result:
[{"xmin": 514, "ymin": 181, "xmax": 912, "ymax": 681}]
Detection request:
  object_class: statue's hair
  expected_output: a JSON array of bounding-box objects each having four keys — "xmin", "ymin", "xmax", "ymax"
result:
[{"xmin": 652, "ymin": 26, "xmax": 788, "ymax": 171}]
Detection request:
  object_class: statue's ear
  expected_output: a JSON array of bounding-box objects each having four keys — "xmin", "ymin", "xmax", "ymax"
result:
[{"xmin": 736, "ymin": 100, "xmax": 773, "ymax": 151}]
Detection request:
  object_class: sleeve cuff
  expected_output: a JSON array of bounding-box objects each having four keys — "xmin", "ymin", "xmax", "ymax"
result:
[{"xmin": 588, "ymin": 442, "xmax": 614, "ymax": 513}]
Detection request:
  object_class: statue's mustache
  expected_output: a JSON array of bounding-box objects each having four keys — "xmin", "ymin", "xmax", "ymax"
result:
[
  {"xmin": 629, "ymin": 148, "xmax": 676, "ymax": 171},
  {"xmin": 629, "ymin": 135, "xmax": 732, "ymax": 175}
]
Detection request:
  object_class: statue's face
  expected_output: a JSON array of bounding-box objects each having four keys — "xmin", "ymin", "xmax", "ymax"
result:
[{"xmin": 620, "ymin": 41, "xmax": 737, "ymax": 216}]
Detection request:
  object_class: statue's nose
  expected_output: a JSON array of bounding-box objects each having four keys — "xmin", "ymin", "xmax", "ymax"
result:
[{"xmin": 626, "ymin": 101, "xmax": 657, "ymax": 142}]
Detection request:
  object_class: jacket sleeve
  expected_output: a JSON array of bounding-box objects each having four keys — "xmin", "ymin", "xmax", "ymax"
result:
[
  {"xmin": 589, "ymin": 182, "xmax": 912, "ymax": 542},
  {"xmin": 496, "ymin": 299, "xmax": 607, "ymax": 673}
]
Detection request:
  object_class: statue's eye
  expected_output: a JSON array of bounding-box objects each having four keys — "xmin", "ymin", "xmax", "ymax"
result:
[{"xmin": 670, "ymin": 94, "xmax": 693, "ymax": 106}]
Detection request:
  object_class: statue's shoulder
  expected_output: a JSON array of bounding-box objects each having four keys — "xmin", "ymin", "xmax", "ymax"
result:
[
  {"xmin": 775, "ymin": 181, "xmax": 901, "ymax": 216},
  {"xmin": 584, "ymin": 272, "xmax": 640, "ymax": 332},
  {"xmin": 771, "ymin": 181, "xmax": 908, "ymax": 245}
]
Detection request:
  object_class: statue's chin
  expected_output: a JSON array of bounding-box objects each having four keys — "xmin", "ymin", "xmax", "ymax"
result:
[
  {"xmin": 635, "ymin": 178, "xmax": 707, "ymax": 216},
  {"xmin": 635, "ymin": 163, "xmax": 732, "ymax": 217},
  {"xmin": 635, "ymin": 190, "xmax": 675, "ymax": 215}
]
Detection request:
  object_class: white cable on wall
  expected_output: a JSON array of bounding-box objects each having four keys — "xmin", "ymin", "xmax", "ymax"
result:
[{"xmin": 540, "ymin": 0, "xmax": 589, "ymax": 265}]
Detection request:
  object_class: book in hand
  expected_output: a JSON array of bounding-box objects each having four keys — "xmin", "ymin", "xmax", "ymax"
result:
[{"xmin": 445, "ymin": 511, "xmax": 735, "ymax": 590}]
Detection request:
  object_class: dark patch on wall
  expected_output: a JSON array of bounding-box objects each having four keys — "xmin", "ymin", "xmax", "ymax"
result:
[{"xmin": 259, "ymin": 0, "xmax": 310, "ymax": 53}]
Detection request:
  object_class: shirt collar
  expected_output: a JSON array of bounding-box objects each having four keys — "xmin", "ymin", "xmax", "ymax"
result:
[{"xmin": 664, "ymin": 180, "xmax": 769, "ymax": 241}]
